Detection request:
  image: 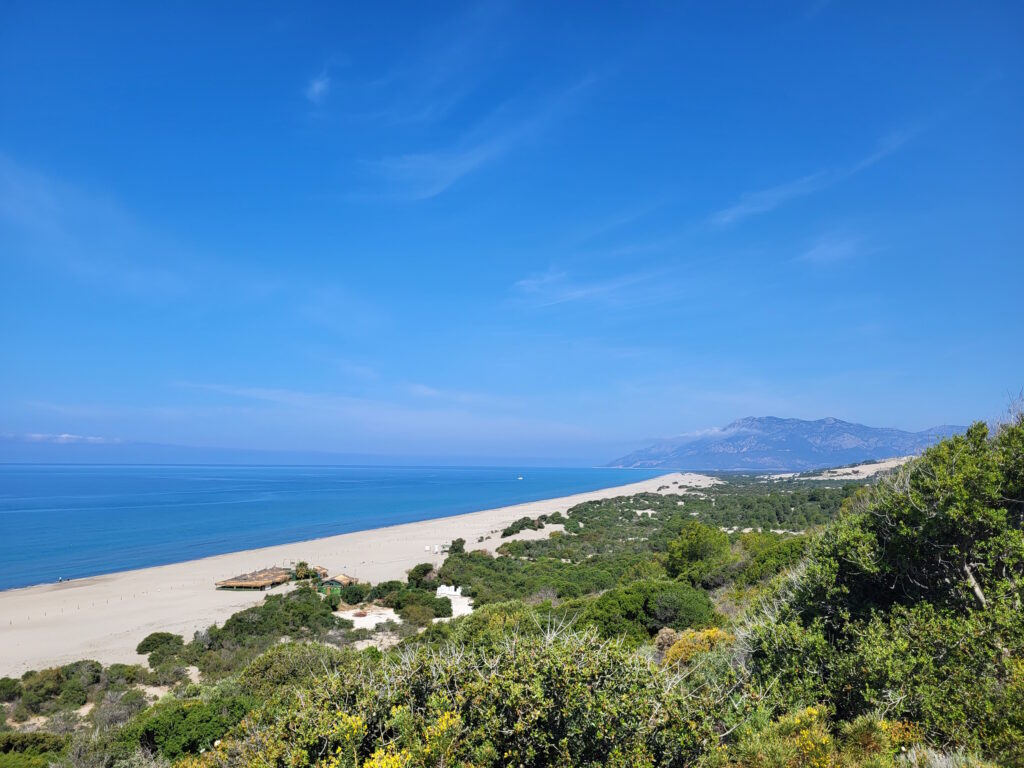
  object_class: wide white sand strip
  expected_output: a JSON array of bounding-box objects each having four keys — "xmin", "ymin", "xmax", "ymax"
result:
[{"xmin": 0, "ymin": 472, "xmax": 711, "ymax": 675}]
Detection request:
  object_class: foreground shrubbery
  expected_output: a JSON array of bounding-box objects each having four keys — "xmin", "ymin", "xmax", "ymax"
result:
[
  {"xmin": 743, "ymin": 420, "xmax": 1024, "ymax": 765},
  {"xmin": 195, "ymin": 629, "xmax": 723, "ymax": 768}
]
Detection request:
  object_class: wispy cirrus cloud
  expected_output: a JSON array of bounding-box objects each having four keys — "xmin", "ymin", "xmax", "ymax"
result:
[
  {"xmin": 349, "ymin": 1, "xmax": 514, "ymax": 127},
  {"xmin": 797, "ymin": 233, "xmax": 865, "ymax": 265},
  {"xmin": 18, "ymin": 432, "xmax": 118, "ymax": 444},
  {"xmin": 712, "ymin": 173, "xmax": 826, "ymax": 227},
  {"xmin": 305, "ymin": 72, "xmax": 331, "ymax": 105},
  {"xmin": 711, "ymin": 128, "xmax": 921, "ymax": 227},
  {"xmin": 0, "ymin": 154, "xmax": 189, "ymax": 296},
  {"xmin": 513, "ymin": 266, "xmax": 657, "ymax": 307},
  {"xmin": 368, "ymin": 78, "xmax": 595, "ymax": 200}
]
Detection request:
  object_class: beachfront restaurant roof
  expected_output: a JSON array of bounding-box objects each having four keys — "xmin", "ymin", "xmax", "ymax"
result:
[
  {"xmin": 323, "ymin": 574, "xmax": 359, "ymax": 587},
  {"xmin": 215, "ymin": 566, "xmax": 292, "ymax": 590}
]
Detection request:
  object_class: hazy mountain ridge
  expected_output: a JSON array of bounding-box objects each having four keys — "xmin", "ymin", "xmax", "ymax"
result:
[{"xmin": 609, "ymin": 416, "xmax": 966, "ymax": 471}]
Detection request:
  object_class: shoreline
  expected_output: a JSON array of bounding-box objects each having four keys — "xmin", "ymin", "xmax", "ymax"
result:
[{"xmin": 0, "ymin": 471, "xmax": 715, "ymax": 675}]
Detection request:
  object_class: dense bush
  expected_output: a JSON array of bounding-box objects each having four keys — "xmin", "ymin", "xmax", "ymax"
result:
[
  {"xmin": 236, "ymin": 643, "xmax": 357, "ymax": 699},
  {"xmin": 364, "ymin": 580, "xmax": 405, "ymax": 602},
  {"xmin": 0, "ymin": 679, "xmax": 21, "ymax": 703},
  {"xmin": 118, "ymin": 691, "xmax": 253, "ymax": 759},
  {"xmin": 12, "ymin": 661, "xmax": 103, "ymax": 717},
  {"xmin": 662, "ymin": 627, "xmax": 734, "ymax": 667},
  {"xmin": 501, "ymin": 514, "xmax": 544, "ymax": 537},
  {"xmin": 577, "ymin": 578, "xmax": 716, "ymax": 642},
  {"xmin": 405, "ymin": 562, "xmax": 435, "ymax": 589},
  {"xmin": 189, "ymin": 630, "xmax": 719, "ymax": 768},
  {"xmin": 0, "ymin": 732, "xmax": 67, "ymax": 754},
  {"xmin": 666, "ymin": 520, "xmax": 735, "ymax": 585},
  {"xmin": 745, "ymin": 419, "xmax": 1024, "ymax": 765},
  {"xmin": 337, "ymin": 582, "xmax": 371, "ymax": 605},
  {"xmin": 735, "ymin": 532, "xmax": 808, "ymax": 585},
  {"xmin": 136, "ymin": 632, "xmax": 185, "ymax": 667}
]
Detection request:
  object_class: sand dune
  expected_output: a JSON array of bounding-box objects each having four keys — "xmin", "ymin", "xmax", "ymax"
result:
[{"xmin": 0, "ymin": 471, "xmax": 705, "ymax": 675}]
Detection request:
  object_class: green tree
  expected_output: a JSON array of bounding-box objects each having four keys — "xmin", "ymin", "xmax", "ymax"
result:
[
  {"xmin": 666, "ymin": 521, "xmax": 734, "ymax": 584},
  {"xmin": 406, "ymin": 562, "xmax": 435, "ymax": 589},
  {"xmin": 0, "ymin": 678, "xmax": 21, "ymax": 703}
]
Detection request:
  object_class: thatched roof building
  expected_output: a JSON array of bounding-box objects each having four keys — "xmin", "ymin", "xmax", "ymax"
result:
[
  {"xmin": 215, "ymin": 567, "xmax": 292, "ymax": 590},
  {"xmin": 320, "ymin": 574, "xmax": 359, "ymax": 594}
]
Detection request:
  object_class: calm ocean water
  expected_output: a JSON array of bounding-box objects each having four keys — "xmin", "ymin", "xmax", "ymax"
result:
[{"xmin": 0, "ymin": 465, "xmax": 662, "ymax": 591}]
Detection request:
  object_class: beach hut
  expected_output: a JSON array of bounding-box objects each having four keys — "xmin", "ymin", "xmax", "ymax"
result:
[
  {"xmin": 320, "ymin": 574, "xmax": 359, "ymax": 595},
  {"xmin": 215, "ymin": 567, "xmax": 292, "ymax": 591}
]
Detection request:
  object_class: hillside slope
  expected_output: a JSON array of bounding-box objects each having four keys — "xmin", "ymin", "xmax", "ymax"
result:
[{"xmin": 610, "ymin": 416, "xmax": 964, "ymax": 471}]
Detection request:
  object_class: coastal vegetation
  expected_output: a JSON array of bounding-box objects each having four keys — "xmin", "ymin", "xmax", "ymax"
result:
[{"xmin": 1, "ymin": 417, "xmax": 1020, "ymax": 766}]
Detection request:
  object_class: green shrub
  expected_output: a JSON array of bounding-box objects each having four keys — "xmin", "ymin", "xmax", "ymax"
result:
[
  {"xmin": 105, "ymin": 664, "xmax": 146, "ymax": 686},
  {"xmin": 187, "ymin": 629, "xmax": 715, "ymax": 767},
  {"xmin": 119, "ymin": 693, "xmax": 253, "ymax": 759},
  {"xmin": 136, "ymin": 632, "xmax": 184, "ymax": 667},
  {"xmin": 666, "ymin": 521, "xmax": 735, "ymax": 585},
  {"xmin": 501, "ymin": 515, "xmax": 544, "ymax": 537},
  {"xmin": 338, "ymin": 582, "xmax": 370, "ymax": 605},
  {"xmin": 406, "ymin": 562, "xmax": 435, "ymax": 589},
  {"xmin": 0, "ymin": 679, "xmax": 20, "ymax": 703},
  {"xmin": 398, "ymin": 603, "xmax": 435, "ymax": 626},
  {"xmin": 237, "ymin": 643, "xmax": 356, "ymax": 699},
  {"xmin": 580, "ymin": 578, "xmax": 716, "ymax": 642},
  {"xmin": 18, "ymin": 669, "xmax": 62, "ymax": 714},
  {"xmin": 365, "ymin": 580, "xmax": 405, "ymax": 602},
  {"xmin": 745, "ymin": 419, "xmax": 1024, "ymax": 765},
  {"xmin": 0, "ymin": 732, "xmax": 67, "ymax": 755}
]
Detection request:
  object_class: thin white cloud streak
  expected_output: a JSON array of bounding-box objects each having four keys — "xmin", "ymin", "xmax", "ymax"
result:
[
  {"xmin": 17, "ymin": 432, "xmax": 117, "ymax": 444},
  {"xmin": 368, "ymin": 77, "xmax": 595, "ymax": 200},
  {"xmin": 350, "ymin": 1, "xmax": 513, "ymax": 127},
  {"xmin": 512, "ymin": 265, "xmax": 679, "ymax": 309},
  {"xmin": 711, "ymin": 129, "xmax": 921, "ymax": 227},
  {"xmin": 0, "ymin": 156, "xmax": 388, "ymax": 338},
  {"xmin": 0, "ymin": 155, "xmax": 188, "ymax": 296},
  {"xmin": 373, "ymin": 138, "xmax": 512, "ymax": 200},
  {"xmin": 712, "ymin": 173, "xmax": 826, "ymax": 227},
  {"xmin": 305, "ymin": 73, "xmax": 331, "ymax": 105},
  {"xmin": 798, "ymin": 234, "xmax": 863, "ymax": 265},
  {"xmin": 514, "ymin": 268, "xmax": 658, "ymax": 307}
]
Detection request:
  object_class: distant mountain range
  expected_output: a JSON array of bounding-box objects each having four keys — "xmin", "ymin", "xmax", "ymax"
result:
[{"xmin": 608, "ymin": 417, "xmax": 966, "ymax": 472}]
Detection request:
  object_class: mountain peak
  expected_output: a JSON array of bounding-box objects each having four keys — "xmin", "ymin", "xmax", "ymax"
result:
[{"xmin": 610, "ymin": 416, "xmax": 965, "ymax": 472}]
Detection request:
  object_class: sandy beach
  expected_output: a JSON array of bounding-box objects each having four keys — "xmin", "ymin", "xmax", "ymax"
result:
[{"xmin": 0, "ymin": 471, "xmax": 714, "ymax": 675}]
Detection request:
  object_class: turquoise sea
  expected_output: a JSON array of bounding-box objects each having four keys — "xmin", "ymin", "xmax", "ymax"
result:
[{"xmin": 0, "ymin": 465, "xmax": 662, "ymax": 591}]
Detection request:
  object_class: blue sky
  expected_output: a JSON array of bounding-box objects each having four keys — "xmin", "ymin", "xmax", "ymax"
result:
[{"xmin": 1, "ymin": 1, "xmax": 1022, "ymax": 464}]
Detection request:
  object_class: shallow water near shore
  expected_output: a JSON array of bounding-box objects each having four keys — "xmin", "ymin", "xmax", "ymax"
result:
[{"xmin": 0, "ymin": 465, "xmax": 662, "ymax": 590}]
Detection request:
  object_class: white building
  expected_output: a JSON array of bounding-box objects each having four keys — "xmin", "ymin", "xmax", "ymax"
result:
[{"xmin": 435, "ymin": 584, "xmax": 462, "ymax": 598}]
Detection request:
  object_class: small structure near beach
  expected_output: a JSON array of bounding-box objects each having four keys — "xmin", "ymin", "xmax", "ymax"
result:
[
  {"xmin": 320, "ymin": 574, "xmax": 359, "ymax": 595},
  {"xmin": 215, "ymin": 567, "xmax": 292, "ymax": 591},
  {"xmin": 436, "ymin": 584, "xmax": 462, "ymax": 598}
]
